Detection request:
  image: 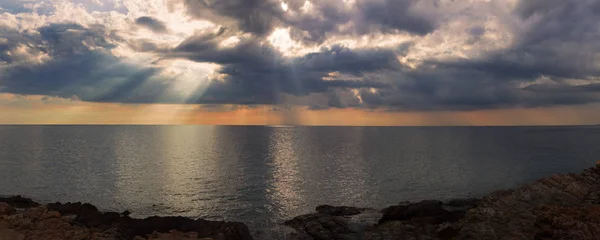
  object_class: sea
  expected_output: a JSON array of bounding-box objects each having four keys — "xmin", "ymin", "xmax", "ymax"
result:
[{"xmin": 0, "ymin": 125, "xmax": 599, "ymax": 238}]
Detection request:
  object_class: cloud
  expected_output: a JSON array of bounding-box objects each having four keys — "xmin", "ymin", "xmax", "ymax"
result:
[
  {"xmin": 167, "ymin": 32, "xmax": 398, "ymax": 105},
  {"xmin": 181, "ymin": 0, "xmax": 281, "ymax": 36},
  {"xmin": 180, "ymin": 0, "xmax": 438, "ymax": 43},
  {"xmin": 0, "ymin": 23, "xmax": 165, "ymax": 103},
  {"xmin": 135, "ymin": 16, "xmax": 168, "ymax": 33},
  {"xmin": 0, "ymin": 0, "xmax": 599, "ymax": 112}
]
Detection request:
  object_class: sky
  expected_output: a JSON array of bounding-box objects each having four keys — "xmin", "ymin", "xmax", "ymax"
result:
[{"xmin": 1, "ymin": 0, "xmax": 600, "ymax": 125}]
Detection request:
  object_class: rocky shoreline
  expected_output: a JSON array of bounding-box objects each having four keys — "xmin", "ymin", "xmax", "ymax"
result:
[
  {"xmin": 2, "ymin": 164, "xmax": 600, "ymax": 239},
  {"xmin": 285, "ymin": 163, "xmax": 600, "ymax": 240},
  {"xmin": 0, "ymin": 196, "xmax": 253, "ymax": 240}
]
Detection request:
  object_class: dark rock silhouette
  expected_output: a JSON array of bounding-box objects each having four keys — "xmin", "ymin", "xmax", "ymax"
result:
[
  {"xmin": 0, "ymin": 195, "xmax": 40, "ymax": 208},
  {"xmin": 1, "ymin": 198, "xmax": 253, "ymax": 239}
]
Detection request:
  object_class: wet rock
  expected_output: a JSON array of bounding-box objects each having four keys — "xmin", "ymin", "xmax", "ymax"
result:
[
  {"xmin": 284, "ymin": 213, "xmax": 362, "ymax": 240},
  {"xmin": 0, "ymin": 202, "xmax": 16, "ymax": 215},
  {"xmin": 379, "ymin": 200, "xmax": 456, "ymax": 225},
  {"xmin": 316, "ymin": 205, "xmax": 368, "ymax": 216},
  {"xmin": 0, "ymin": 196, "xmax": 39, "ymax": 208}
]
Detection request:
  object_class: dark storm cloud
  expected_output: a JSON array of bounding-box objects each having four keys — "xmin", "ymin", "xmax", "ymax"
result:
[
  {"xmin": 281, "ymin": 0, "xmax": 436, "ymax": 44},
  {"xmin": 2, "ymin": 0, "xmax": 600, "ymax": 111},
  {"xmin": 1, "ymin": 23, "xmax": 397, "ymax": 106},
  {"xmin": 355, "ymin": 0, "xmax": 436, "ymax": 35},
  {"xmin": 426, "ymin": 0, "xmax": 600, "ymax": 83},
  {"xmin": 510, "ymin": 0, "xmax": 600, "ymax": 79},
  {"xmin": 167, "ymin": 31, "xmax": 398, "ymax": 104},
  {"xmin": 181, "ymin": 0, "xmax": 282, "ymax": 36},
  {"xmin": 353, "ymin": 0, "xmax": 600, "ymax": 111},
  {"xmin": 135, "ymin": 16, "xmax": 169, "ymax": 33},
  {"xmin": 0, "ymin": 28, "xmax": 35, "ymax": 64},
  {"xmin": 181, "ymin": 0, "xmax": 437, "ymax": 43},
  {"xmin": 523, "ymin": 83, "xmax": 600, "ymax": 93},
  {"xmin": 355, "ymin": 67, "xmax": 600, "ymax": 111}
]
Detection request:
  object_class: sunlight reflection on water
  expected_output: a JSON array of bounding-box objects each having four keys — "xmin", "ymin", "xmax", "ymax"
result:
[{"xmin": 0, "ymin": 125, "xmax": 599, "ymax": 238}]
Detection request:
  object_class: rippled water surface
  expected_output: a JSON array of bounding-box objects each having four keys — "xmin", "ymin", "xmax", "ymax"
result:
[{"xmin": 1, "ymin": 125, "xmax": 599, "ymax": 238}]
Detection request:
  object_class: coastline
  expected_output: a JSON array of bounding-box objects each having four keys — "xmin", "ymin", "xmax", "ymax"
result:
[{"xmin": 2, "ymin": 164, "xmax": 600, "ymax": 239}]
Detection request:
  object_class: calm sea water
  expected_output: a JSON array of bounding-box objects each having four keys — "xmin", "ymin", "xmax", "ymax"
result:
[{"xmin": 0, "ymin": 125, "xmax": 599, "ymax": 238}]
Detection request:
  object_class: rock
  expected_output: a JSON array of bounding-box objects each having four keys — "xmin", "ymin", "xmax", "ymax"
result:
[
  {"xmin": 77, "ymin": 211, "xmax": 122, "ymax": 228},
  {"xmin": 21, "ymin": 206, "xmax": 48, "ymax": 221},
  {"xmin": 284, "ymin": 213, "xmax": 362, "ymax": 240},
  {"xmin": 40, "ymin": 211, "xmax": 61, "ymax": 220},
  {"xmin": 0, "ymin": 228, "xmax": 26, "ymax": 240},
  {"xmin": 0, "ymin": 196, "xmax": 39, "ymax": 208},
  {"xmin": 61, "ymin": 214, "xmax": 77, "ymax": 224},
  {"xmin": 35, "ymin": 217, "xmax": 71, "ymax": 230},
  {"xmin": 121, "ymin": 210, "xmax": 131, "ymax": 217},
  {"xmin": 118, "ymin": 216, "xmax": 252, "ymax": 240},
  {"xmin": 443, "ymin": 198, "xmax": 480, "ymax": 212},
  {"xmin": 4, "ymin": 214, "xmax": 33, "ymax": 229},
  {"xmin": 0, "ymin": 202, "xmax": 16, "ymax": 215},
  {"xmin": 435, "ymin": 223, "xmax": 459, "ymax": 240},
  {"xmin": 379, "ymin": 200, "xmax": 456, "ymax": 224},
  {"xmin": 362, "ymin": 220, "xmax": 438, "ymax": 240},
  {"xmin": 3, "ymin": 200, "xmax": 253, "ymax": 240},
  {"xmin": 533, "ymin": 205, "xmax": 600, "ymax": 240},
  {"xmin": 286, "ymin": 200, "xmax": 474, "ymax": 239},
  {"xmin": 47, "ymin": 202, "xmax": 98, "ymax": 216},
  {"xmin": 316, "ymin": 205, "xmax": 368, "ymax": 216},
  {"xmin": 457, "ymin": 165, "xmax": 600, "ymax": 240},
  {"xmin": 144, "ymin": 230, "xmax": 200, "ymax": 240}
]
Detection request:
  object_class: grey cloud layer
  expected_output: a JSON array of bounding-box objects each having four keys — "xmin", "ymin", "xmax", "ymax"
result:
[
  {"xmin": 1, "ymin": 0, "xmax": 600, "ymax": 111},
  {"xmin": 169, "ymin": 30, "xmax": 397, "ymax": 104},
  {"xmin": 181, "ymin": 0, "xmax": 436, "ymax": 43}
]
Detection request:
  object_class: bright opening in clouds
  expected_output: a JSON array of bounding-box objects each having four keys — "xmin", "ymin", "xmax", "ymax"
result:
[{"xmin": 1, "ymin": 0, "xmax": 600, "ymax": 125}]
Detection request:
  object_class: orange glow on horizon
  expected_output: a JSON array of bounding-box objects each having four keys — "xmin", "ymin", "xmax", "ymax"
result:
[{"xmin": 1, "ymin": 94, "xmax": 600, "ymax": 126}]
